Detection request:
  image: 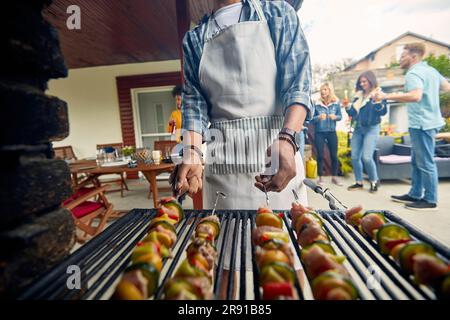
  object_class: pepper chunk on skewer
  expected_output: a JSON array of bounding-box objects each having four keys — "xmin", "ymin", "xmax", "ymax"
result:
[{"xmin": 256, "ymin": 207, "xmax": 284, "ymax": 229}]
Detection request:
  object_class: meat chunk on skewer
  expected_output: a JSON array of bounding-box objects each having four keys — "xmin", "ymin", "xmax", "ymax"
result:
[
  {"xmin": 301, "ymin": 246, "xmax": 348, "ymax": 279},
  {"xmin": 297, "ymin": 223, "xmax": 329, "ymax": 247}
]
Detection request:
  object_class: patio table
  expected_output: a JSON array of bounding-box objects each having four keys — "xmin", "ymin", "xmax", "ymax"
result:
[{"xmin": 69, "ymin": 160, "xmax": 175, "ymax": 208}]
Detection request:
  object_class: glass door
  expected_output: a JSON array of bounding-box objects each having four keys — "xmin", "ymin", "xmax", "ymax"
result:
[{"xmin": 133, "ymin": 87, "xmax": 176, "ymax": 152}]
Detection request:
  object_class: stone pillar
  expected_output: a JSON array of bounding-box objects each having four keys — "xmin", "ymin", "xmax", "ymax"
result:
[{"xmin": 0, "ymin": 0, "xmax": 76, "ymax": 297}]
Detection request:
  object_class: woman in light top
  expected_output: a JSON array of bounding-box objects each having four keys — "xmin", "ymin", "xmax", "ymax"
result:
[
  {"xmin": 312, "ymin": 83, "xmax": 342, "ymax": 186},
  {"xmin": 344, "ymin": 71, "xmax": 387, "ymax": 193}
]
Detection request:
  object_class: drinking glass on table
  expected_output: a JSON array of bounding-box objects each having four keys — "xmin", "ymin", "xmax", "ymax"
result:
[
  {"xmin": 115, "ymin": 147, "xmax": 123, "ymax": 161},
  {"xmin": 96, "ymin": 149, "xmax": 105, "ymax": 165},
  {"xmin": 152, "ymin": 150, "xmax": 162, "ymax": 165}
]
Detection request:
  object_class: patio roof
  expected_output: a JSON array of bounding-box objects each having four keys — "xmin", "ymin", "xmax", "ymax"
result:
[{"xmin": 44, "ymin": 0, "xmax": 304, "ymax": 69}]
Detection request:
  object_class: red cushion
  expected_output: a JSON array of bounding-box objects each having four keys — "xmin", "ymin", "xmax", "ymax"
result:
[
  {"xmin": 71, "ymin": 201, "xmax": 103, "ymax": 218},
  {"xmin": 63, "ymin": 187, "xmax": 96, "ymax": 206}
]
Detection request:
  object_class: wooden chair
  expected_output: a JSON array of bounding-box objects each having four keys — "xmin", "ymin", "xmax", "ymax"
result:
[
  {"xmin": 63, "ymin": 184, "xmax": 115, "ymax": 244},
  {"xmin": 147, "ymin": 140, "xmax": 178, "ymax": 199},
  {"xmin": 96, "ymin": 142, "xmax": 129, "ymax": 197},
  {"xmin": 54, "ymin": 145, "xmax": 77, "ymax": 160},
  {"xmin": 53, "ymin": 145, "xmax": 88, "ymax": 186}
]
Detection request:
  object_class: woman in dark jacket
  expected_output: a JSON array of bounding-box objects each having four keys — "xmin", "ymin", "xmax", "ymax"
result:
[
  {"xmin": 344, "ymin": 70, "xmax": 387, "ymax": 193},
  {"xmin": 312, "ymin": 82, "xmax": 342, "ymax": 186}
]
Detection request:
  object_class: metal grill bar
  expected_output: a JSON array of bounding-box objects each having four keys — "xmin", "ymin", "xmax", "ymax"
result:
[
  {"xmin": 18, "ymin": 210, "xmax": 148, "ymax": 300},
  {"xmin": 323, "ymin": 214, "xmax": 403, "ymax": 299},
  {"xmin": 250, "ymin": 213, "xmax": 261, "ymax": 300},
  {"xmin": 85, "ymin": 220, "xmax": 152, "ymax": 300},
  {"xmin": 227, "ymin": 212, "xmax": 240, "ymax": 300},
  {"xmin": 68, "ymin": 213, "xmax": 154, "ymax": 300},
  {"xmin": 320, "ymin": 216, "xmax": 384, "ymax": 300},
  {"xmin": 239, "ymin": 211, "xmax": 248, "ymax": 300},
  {"xmin": 18, "ymin": 209, "xmax": 450, "ymax": 300},
  {"xmin": 213, "ymin": 212, "xmax": 231, "ymax": 297}
]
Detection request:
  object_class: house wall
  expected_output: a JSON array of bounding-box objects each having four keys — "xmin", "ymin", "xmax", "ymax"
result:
[
  {"xmin": 47, "ymin": 60, "xmax": 181, "ymax": 159},
  {"xmin": 351, "ymin": 35, "xmax": 450, "ymax": 71}
]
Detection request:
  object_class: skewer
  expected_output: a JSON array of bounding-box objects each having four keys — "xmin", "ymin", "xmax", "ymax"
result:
[
  {"xmin": 211, "ymin": 191, "xmax": 227, "ymax": 216},
  {"xmin": 292, "ymin": 189, "xmax": 300, "ymax": 204},
  {"xmin": 263, "ymin": 185, "xmax": 270, "ymax": 207}
]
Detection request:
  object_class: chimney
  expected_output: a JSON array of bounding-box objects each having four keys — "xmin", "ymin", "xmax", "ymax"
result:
[{"xmin": 0, "ymin": 0, "xmax": 76, "ymax": 297}]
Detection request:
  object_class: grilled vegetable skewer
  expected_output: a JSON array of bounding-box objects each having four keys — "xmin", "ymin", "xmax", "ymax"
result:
[
  {"xmin": 344, "ymin": 206, "xmax": 449, "ymax": 298},
  {"xmin": 113, "ymin": 197, "xmax": 184, "ymax": 300},
  {"xmin": 291, "ymin": 202, "xmax": 359, "ymax": 300},
  {"xmin": 163, "ymin": 192, "xmax": 225, "ymax": 300},
  {"xmin": 252, "ymin": 206, "xmax": 297, "ymax": 300}
]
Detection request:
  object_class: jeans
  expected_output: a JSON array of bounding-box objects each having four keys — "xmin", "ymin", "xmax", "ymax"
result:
[
  {"xmin": 351, "ymin": 125, "xmax": 380, "ymax": 182},
  {"xmin": 315, "ymin": 131, "xmax": 339, "ymax": 176},
  {"xmin": 408, "ymin": 127, "xmax": 439, "ymax": 204}
]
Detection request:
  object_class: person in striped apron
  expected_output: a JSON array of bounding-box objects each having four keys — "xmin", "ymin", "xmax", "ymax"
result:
[{"xmin": 172, "ymin": 0, "xmax": 313, "ymax": 298}]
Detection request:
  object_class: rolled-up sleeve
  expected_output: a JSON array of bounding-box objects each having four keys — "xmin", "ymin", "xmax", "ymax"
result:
[
  {"xmin": 181, "ymin": 32, "xmax": 209, "ymax": 136},
  {"xmin": 274, "ymin": 2, "xmax": 313, "ymax": 120}
]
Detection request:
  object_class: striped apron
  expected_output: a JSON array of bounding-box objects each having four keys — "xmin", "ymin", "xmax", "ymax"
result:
[{"xmin": 199, "ymin": 0, "xmax": 307, "ymax": 270}]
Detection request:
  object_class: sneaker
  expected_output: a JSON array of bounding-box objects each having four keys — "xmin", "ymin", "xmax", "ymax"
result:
[
  {"xmin": 347, "ymin": 183, "xmax": 363, "ymax": 191},
  {"xmin": 405, "ymin": 200, "xmax": 438, "ymax": 211},
  {"xmin": 369, "ymin": 181, "xmax": 379, "ymax": 193},
  {"xmin": 331, "ymin": 177, "xmax": 343, "ymax": 186},
  {"xmin": 391, "ymin": 194, "xmax": 419, "ymax": 204}
]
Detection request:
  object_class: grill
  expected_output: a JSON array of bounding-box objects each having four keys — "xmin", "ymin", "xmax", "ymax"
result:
[{"xmin": 19, "ymin": 208, "xmax": 450, "ymax": 300}]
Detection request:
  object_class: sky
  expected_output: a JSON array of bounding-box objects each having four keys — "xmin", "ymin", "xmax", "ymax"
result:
[{"xmin": 298, "ymin": 0, "xmax": 450, "ymax": 67}]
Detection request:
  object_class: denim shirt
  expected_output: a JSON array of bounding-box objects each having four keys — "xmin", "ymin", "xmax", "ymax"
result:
[
  {"xmin": 312, "ymin": 101, "xmax": 342, "ymax": 132},
  {"xmin": 346, "ymin": 98, "xmax": 387, "ymax": 128},
  {"xmin": 181, "ymin": 0, "xmax": 313, "ymax": 135}
]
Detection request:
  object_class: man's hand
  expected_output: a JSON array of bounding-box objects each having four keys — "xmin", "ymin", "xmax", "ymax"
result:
[
  {"xmin": 254, "ymin": 139, "xmax": 297, "ymax": 193},
  {"xmin": 329, "ymin": 114, "xmax": 337, "ymax": 120},
  {"xmin": 319, "ymin": 113, "xmax": 327, "ymax": 121},
  {"xmin": 373, "ymin": 90, "xmax": 387, "ymax": 102},
  {"xmin": 169, "ymin": 151, "xmax": 203, "ymax": 197},
  {"xmin": 341, "ymin": 98, "xmax": 350, "ymax": 107}
]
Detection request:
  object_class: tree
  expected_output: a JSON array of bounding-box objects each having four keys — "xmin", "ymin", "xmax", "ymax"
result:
[
  {"xmin": 424, "ymin": 54, "xmax": 450, "ymax": 78},
  {"xmin": 424, "ymin": 54, "xmax": 450, "ymax": 117},
  {"xmin": 312, "ymin": 58, "xmax": 355, "ymax": 90}
]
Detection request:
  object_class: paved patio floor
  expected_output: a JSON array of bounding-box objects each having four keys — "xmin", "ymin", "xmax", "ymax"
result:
[{"xmin": 105, "ymin": 176, "xmax": 450, "ymax": 247}]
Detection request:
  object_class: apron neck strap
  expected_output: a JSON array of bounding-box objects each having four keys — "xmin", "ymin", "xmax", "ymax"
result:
[
  {"xmin": 248, "ymin": 0, "xmax": 266, "ymax": 22},
  {"xmin": 204, "ymin": 0, "xmax": 266, "ymax": 42}
]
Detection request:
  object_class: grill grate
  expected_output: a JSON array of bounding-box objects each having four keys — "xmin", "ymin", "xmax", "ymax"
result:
[{"xmin": 18, "ymin": 209, "xmax": 450, "ymax": 300}]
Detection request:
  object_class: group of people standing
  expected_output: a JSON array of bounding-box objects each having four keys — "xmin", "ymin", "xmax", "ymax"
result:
[
  {"xmin": 312, "ymin": 70, "xmax": 386, "ymax": 193},
  {"xmin": 312, "ymin": 43, "xmax": 450, "ymax": 210}
]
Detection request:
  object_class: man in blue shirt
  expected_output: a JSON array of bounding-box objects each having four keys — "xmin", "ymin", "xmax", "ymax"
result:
[{"xmin": 375, "ymin": 43, "xmax": 450, "ymax": 210}]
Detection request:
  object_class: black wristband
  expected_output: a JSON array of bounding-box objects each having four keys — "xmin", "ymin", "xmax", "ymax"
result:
[{"xmin": 277, "ymin": 135, "xmax": 298, "ymax": 153}]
